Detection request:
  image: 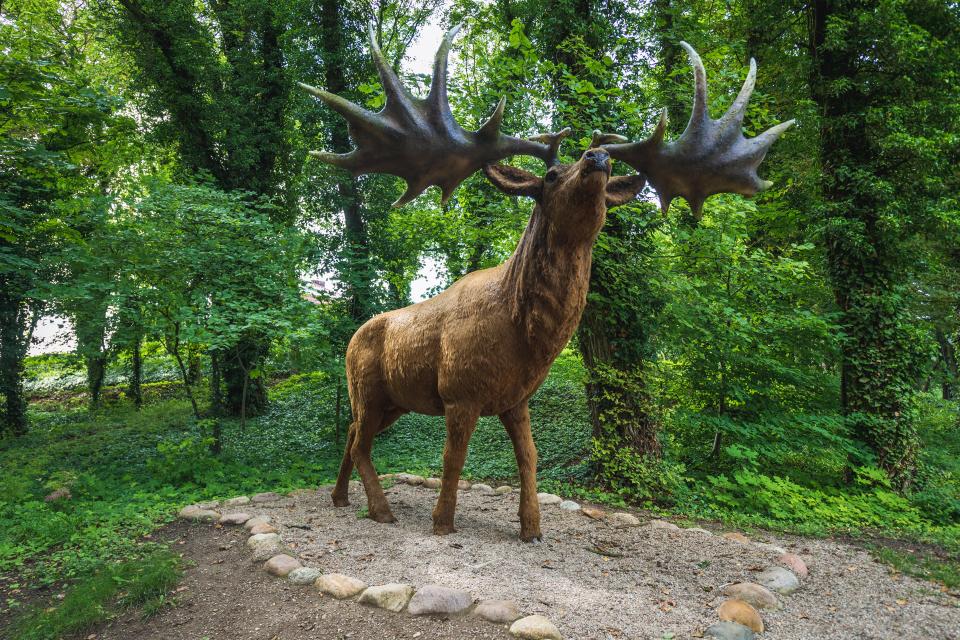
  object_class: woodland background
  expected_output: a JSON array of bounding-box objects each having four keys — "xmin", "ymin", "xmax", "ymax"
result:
[{"xmin": 1, "ymin": 0, "xmax": 959, "ymax": 636}]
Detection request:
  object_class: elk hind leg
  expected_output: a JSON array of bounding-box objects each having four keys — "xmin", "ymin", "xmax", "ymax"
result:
[
  {"xmin": 351, "ymin": 406, "xmax": 402, "ymax": 523},
  {"xmin": 331, "ymin": 424, "xmax": 357, "ymax": 507}
]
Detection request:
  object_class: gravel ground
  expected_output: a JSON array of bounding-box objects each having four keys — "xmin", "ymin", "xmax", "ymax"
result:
[{"xmin": 238, "ymin": 482, "xmax": 960, "ymax": 640}]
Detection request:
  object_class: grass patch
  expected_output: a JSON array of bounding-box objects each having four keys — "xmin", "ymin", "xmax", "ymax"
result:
[
  {"xmin": 867, "ymin": 543, "xmax": 960, "ymax": 591},
  {"xmin": 8, "ymin": 550, "xmax": 181, "ymax": 640}
]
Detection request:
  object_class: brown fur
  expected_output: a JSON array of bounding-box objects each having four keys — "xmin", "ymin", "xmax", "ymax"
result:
[{"xmin": 332, "ymin": 149, "xmax": 645, "ymax": 541}]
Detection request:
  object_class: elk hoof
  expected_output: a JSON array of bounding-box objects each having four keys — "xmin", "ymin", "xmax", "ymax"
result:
[
  {"xmin": 520, "ymin": 532, "xmax": 543, "ymax": 544},
  {"xmin": 331, "ymin": 492, "xmax": 350, "ymax": 507},
  {"xmin": 433, "ymin": 523, "xmax": 457, "ymax": 536},
  {"xmin": 369, "ymin": 510, "xmax": 396, "ymax": 523}
]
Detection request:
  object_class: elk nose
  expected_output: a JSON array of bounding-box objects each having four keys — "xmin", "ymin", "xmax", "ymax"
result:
[{"xmin": 584, "ymin": 148, "xmax": 610, "ymax": 171}]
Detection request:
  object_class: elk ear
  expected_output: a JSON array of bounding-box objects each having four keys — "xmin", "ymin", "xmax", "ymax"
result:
[
  {"xmin": 483, "ymin": 164, "xmax": 544, "ymax": 199},
  {"xmin": 605, "ymin": 174, "xmax": 647, "ymax": 208}
]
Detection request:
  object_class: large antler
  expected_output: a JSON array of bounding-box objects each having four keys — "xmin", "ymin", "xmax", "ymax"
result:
[
  {"xmin": 299, "ymin": 24, "xmax": 570, "ymax": 206},
  {"xmin": 595, "ymin": 43, "xmax": 794, "ymax": 218}
]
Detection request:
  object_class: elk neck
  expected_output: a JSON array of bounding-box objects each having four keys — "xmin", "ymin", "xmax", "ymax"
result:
[{"xmin": 501, "ymin": 200, "xmax": 604, "ymax": 366}]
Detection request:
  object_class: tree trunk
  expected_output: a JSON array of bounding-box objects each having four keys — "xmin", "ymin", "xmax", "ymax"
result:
[
  {"xmin": 936, "ymin": 329, "xmax": 958, "ymax": 401},
  {"xmin": 86, "ymin": 353, "xmax": 108, "ymax": 410},
  {"xmin": 210, "ymin": 350, "xmax": 224, "ymax": 416},
  {"xmin": 222, "ymin": 338, "xmax": 267, "ymax": 417},
  {"xmin": 129, "ymin": 332, "xmax": 143, "ymax": 409},
  {"xmin": 318, "ymin": 0, "xmax": 375, "ymax": 325},
  {"xmin": 0, "ymin": 289, "xmax": 31, "ymax": 438}
]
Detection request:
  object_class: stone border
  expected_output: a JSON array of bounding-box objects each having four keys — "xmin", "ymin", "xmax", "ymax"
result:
[{"xmin": 178, "ymin": 476, "xmax": 809, "ymax": 640}]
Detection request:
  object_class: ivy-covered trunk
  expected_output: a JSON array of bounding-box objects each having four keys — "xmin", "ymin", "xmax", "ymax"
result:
[{"xmin": 810, "ymin": 0, "xmax": 920, "ymax": 487}]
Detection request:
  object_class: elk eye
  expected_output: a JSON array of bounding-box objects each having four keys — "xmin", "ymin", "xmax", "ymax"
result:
[{"xmin": 545, "ymin": 170, "xmax": 558, "ymax": 183}]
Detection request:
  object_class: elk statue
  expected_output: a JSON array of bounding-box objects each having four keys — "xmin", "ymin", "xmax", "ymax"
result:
[{"xmin": 300, "ymin": 25, "xmax": 793, "ymax": 542}]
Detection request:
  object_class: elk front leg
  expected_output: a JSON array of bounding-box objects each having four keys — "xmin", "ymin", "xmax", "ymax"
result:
[
  {"xmin": 432, "ymin": 404, "xmax": 479, "ymax": 535},
  {"xmin": 500, "ymin": 403, "xmax": 541, "ymax": 542}
]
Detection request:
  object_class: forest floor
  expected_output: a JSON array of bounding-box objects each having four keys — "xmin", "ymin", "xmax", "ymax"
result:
[{"xmin": 90, "ymin": 482, "xmax": 960, "ymax": 640}]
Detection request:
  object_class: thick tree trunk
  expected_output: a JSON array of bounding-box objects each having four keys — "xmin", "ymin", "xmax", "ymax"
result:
[
  {"xmin": 936, "ymin": 329, "xmax": 958, "ymax": 401},
  {"xmin": 222, "ymin": 338, "xmax": 267, "ymax": 417},
  {"xmin": 318, "ymin": 0, "xmax": 375, "ymax": 325},
  {"xmin": 810, "ymin": 0, "xmax": 918, "ymax": 487},
  {"xmin": 0, "ymin": 293, "xmax": 29, "ymax": 437},
  {"xmin": 129, "ymin": 333, "xmax": 143, "ymax": 409},
  {"xmin": 86, "ymin": 353, "xmax": 108, "ymax": 410}
]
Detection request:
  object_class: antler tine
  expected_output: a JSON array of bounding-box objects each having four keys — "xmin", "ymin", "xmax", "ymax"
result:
[
  {"xmin": 598, "ymin": 44, "xmax": 793, "ymax": 218},
  {"xmin": 300, "ymin": 23, "xmax": 564, "ymax": 206}
]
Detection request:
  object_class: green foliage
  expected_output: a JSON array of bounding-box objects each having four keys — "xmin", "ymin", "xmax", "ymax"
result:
[{"xmin": 8, "ymin": 550, "xmax": 181, "ymax": 640}]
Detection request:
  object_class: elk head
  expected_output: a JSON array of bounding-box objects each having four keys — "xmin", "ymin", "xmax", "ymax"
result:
[{"xmin": 299, "ymin": 23, "xmax": 793, "ymax": 220}]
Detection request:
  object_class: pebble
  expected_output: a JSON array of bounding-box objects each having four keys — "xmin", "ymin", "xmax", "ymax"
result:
[
  {"xmin": 722, "ymin": 583, "xmax": 781, "ymax": 610},
  {"xmin": 287, "ymin": 567, "xmax": 323, "ymax": 585},
  {"xmin": 581, "ymin": 507, "xmax": 605, "ymax": 520},
  {"xmin": 509, "ymin": 614, "xmax": 562, "ymax": 640},
  {"xmin": 722, "ymin": 532, "xmax": 751, "ymax": 544},
  {"xmin": 244, "ymin": 516, "xmax": 272, "ymax": 531},
  {"xmin": 495, "ymin": 486, "xmax": 513, "ymax": 494},
  {"xmin": 704, "ymin": 621, "xmax": 756, "ymax": 640},
  {"xmin": 779, "ymin": 552, "xmax": 809, "ymax": 577},
  {"xmin": 263, "ymin": 554, "xmax": 301, "ymax": 577},
  {"xmin": 558, "ymin": 500, "xmax": 581, "ymax": 512},
  {"xmin": 756, "ymin": 566, "xmax": 800, "ymax": 594},
  {"xmin": 472, "ymin": 483, "xmax": 494, "ymax": 494},
  {"xmin": 224, "ymin": 496, "xmax": 250, "ymax": 506},
  {"xmin": 359, "ymin": 583, "xmax": 415, "ymax": 612},
  {"xmin": 537, "ymin": 493, "xmax": 562, "ymax": 505},
  {"xmin": 423, "ymin": 478, "xmax": 441, "ymax": 489},
  {"xmin": 407, "ymin": 584, "xmax": 473, "ymax": 616},
  {"xmin": 648, "ymin": 519, "xmax": 680, "ymax": 531},
  {"xmin": 316, "ymin": 573, "xmax": 366, "ymax": 599},
  {"xmin": 718, "ymin": 599, "xmax": 764, "ymax": 633},
  {"xmin": 218, "ymin": 512, "xmax": 251, "ymax": 526},
  {"xmin": 473, "ymin": 599, "xmax": 521, "ymax": 624},
  {"xmin": 247, "ymin": 533, "xmax": 280, "ymax": 548},
  {"xmin": 249, "ymin": 522, "xmax": 278, "ymax": 535},
  {"xmin": 608, "ymin": 512, "xmax": 641, "ymax": 528},
  {"xmin": 251, "ymin": 492, "xmax": 281, "ymax": 503}
]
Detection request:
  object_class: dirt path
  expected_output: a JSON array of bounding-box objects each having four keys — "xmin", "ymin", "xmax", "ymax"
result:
[
  {"xmin": 101, "ymin": 482, "xmax": 959, "ymax": 640},
  {"xmin": 95, "ymin": 519, "xmax": 510, "ymax": 640}
]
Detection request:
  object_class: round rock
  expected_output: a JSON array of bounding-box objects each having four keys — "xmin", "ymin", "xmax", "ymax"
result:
[
  {"xmin": 779, "ymin": 552, "xmax": 808, "ymax": 577},
  {"xmin": 756, "ymin": 566, "xmax": 800, "ymax": 594},
  {"xmin": 224, "ymin": 496, "xmax": 250, "ymax": 507},
  {"xmin": 457, "ymin": 479, "xmax": 472, "ymax": 490},
  {"xmin": 581, "ymin": 506, "xmax": 605, "ymax": 520},
  {"xmin": 648, "ymin": 519, "xmax": 680, "ymax": 531},
  {"xmin": 247, "ymin": 532, "xmax": 280, "ymax": 548},
  {"xmin": 472, "ymin": 483, "xmax": 494, "ymax": 494},
  {"xmin": 473, "ymin": 599, "xmax": 521, "ymax": 624},
  {"xmin": 405, "ymin": 474, "xmax": 425, "ymax": 486},
  {"xmin": 244, "ymin": 516, "xmax": 272, "ymax": 531},
  {"xmin": 407, "ymin": 584, "xmax": 473, "ymax": 616},
  {"xmin": 251, "ymin": 491, "xmax": 281, "ymax": 503},
  {"xmin": 722, "ymin": 583, "xmax": 780, "ymax": 610},
  {"xmin": 196, "ymin": 500, "xmax": 219, "ymax": 510},
  {"xmin": 608, "ymin": 512, "xmax": 641, "ymax": 528},
  {"xmin": 558, "ymin": 500, "xmax": 581, "ymax": 512},
  {"xmin": 287, "ymin": 567, "xmax": 323, "ymax": 585},
  {"xmin": 509, "ymin": 614, "xmax": 562, "ymax": 640},
  {"xmin": 178, "ymin": 505, "xmax": 200, "ymax": 518},
  {"xmin": 219, "ymin": 512, "xmax": 251, "ymax": 526},
  {"xmin": 423, "ymin": 478, "xmax": 441, "ymax": 489},
  {"xmin": 685, "ymin": 527, "xmax": 712, "ymax": 535},
  {"xmin": 250, "ymin": 541, "xmax": 285, "ymax": 562},
  {"xmin": 249, "ymin": 522, "xmax": 278, "ymax": 535},
  {"xmin": 718, "ymin": 599, "xmax": 764, "ymax": 633},
  {"xmin": 316, "ymin": 573, "xmax": 366, "ymax": 599},
  {"xmin": 537, "ymin": 493, "xmax": 562, "ymax": 505},
  {"xmin": 263, "ymin": 554, "xmax": 301, "ymax": 577},
  {"xmin": 495, "ymin": 485, "xmax": 513, "ymax": 494},
  {"xmin": 182, "ymin": 508, "xmax": 219, "ymax": 522},
  {"xmin": 359, "ymin": 583, "xmax": 415, "ymax": 612},
  {"xmin": 704, "ymin": 621, "xmax": 756, "ymax": 640}
]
